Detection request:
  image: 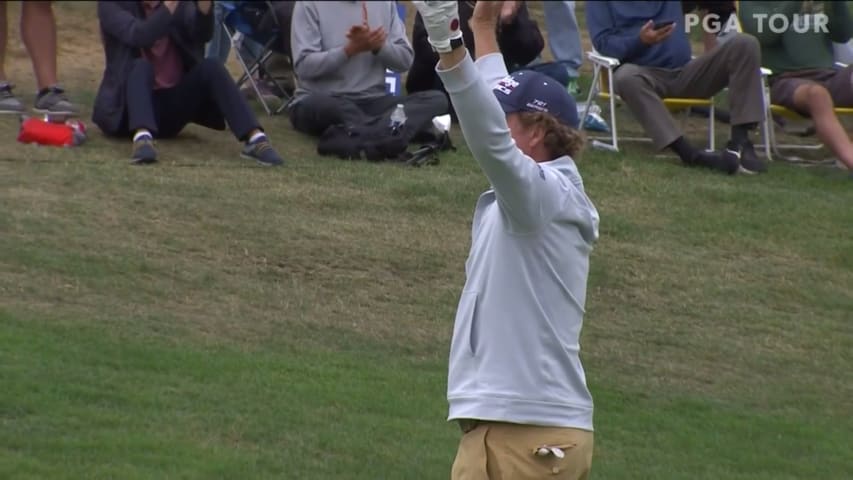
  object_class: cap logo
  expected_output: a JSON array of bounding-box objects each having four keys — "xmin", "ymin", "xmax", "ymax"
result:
[
  {"xmin": 526, "ymin": 99, "xmax": 548, "ymax": 112},
  {"xmin": 494, "ymin": 76, "xmax": 519, "ymax": 96}
]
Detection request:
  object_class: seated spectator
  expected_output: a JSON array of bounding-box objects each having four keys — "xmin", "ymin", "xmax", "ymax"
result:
[
  {"xmin": 0, "ymin": 1, "xmax": 77, "ymax": 115},
  {"xmin": 94, "ymin": 0, "xmax": 284, "ymax": 166},
  {"xmin": 288, "ymin": 1, "xmax": 448, "ymax": 146},
  {"xmin": 739, "ymin": 1, "xmax": 853, "ymax": 174},
  {"xmin": 586, "ymin": 1, "xmax": 766, "ymax": 174},
  {"xmin": 407, "ymin": 0, "xmax": 545, "ymax": 117}
]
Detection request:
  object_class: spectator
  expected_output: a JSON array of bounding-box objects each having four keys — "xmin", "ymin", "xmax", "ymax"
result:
[
  {"xmin": 407, "ymin": 0, "xmax": 545, "ymax": 117},
  {"xmin": 94, "ymin": 0, "xmax": 284, "ymax": 166},
  {"xmin": 288, "ymin": 0, "xmax": 448, "ymax": 145},
  {"xmin": 586, "ymin": 1, "xmax": 766, "ymax": 175},
  {"xmin": 0, "ymin": 1, "xmax": 77, "ymax": 115},
  {"xmin": 542, "ymin": 1, "xmax": 584, "ymax": 96},
  {"xmin": 739, "ymin": 1, "xmax": 853, "ymax": 174}
]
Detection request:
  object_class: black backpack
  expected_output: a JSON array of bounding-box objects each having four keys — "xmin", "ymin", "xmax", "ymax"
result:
[{"xmin": 317, "ymin": 123, "xmax": 411, "ymax": 162}]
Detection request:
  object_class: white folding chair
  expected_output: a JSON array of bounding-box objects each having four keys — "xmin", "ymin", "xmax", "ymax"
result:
[{"xmin": 579, "ymin": 50, "xmax": 717, "ymax": 153}]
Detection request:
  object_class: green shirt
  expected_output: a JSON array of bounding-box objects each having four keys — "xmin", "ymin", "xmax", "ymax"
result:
[{"xmin": 738, "ymin": 1, "xmax": 853, "ymax": 73}]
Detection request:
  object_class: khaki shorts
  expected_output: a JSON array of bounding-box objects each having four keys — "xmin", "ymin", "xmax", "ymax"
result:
[{"xmin": 451, "ymin": 421, "xmax": 594, "ymax": 480}]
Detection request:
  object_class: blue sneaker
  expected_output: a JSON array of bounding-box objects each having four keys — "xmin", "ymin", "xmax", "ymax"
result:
[
  {"xmin": 131, "ymin": 136, "xmax": 157, "ymax": 165},
  {"xmin": 583, "ymin": 112, "xmax": 610, "ymax": 133},
  {"xmin": 241, "ymin": 135, "xmax": 284, "ymax": 166}
]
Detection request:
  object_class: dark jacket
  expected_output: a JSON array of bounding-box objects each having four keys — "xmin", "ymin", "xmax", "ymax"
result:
[
  {"xmin": 93, "ymin": 1, "xmax": 219, "ymax": 135},
  {"xmin": 406, "ymin": 1, "xmax": 544, "ymax": 95}
]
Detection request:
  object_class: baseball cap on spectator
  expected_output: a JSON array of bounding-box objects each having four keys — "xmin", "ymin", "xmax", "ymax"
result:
[{"xmin": 492, "ymin": 70, "xmax": 580, "ymax": 129}]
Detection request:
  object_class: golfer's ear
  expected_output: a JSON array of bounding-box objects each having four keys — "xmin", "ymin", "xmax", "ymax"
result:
[{"xmin": 531, "ymin": 124, "xmax": 547, "ymax": 147}]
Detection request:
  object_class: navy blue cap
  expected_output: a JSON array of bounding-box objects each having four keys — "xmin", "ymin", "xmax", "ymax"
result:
[{"xmin": 492, "ymin": 70, "xmax": 579, "ymax": 129}]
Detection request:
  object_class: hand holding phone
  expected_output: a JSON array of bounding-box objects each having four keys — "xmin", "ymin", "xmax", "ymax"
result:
[
  {"xmin": 653, "ymin": 20, "xmax": 675, "ymax": 31},
  {"xmin": 640, "ymin": 19, "xmax": 676, "ymax": 45}
]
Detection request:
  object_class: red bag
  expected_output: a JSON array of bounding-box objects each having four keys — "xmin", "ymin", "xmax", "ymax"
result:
[{"xmin": 17, "ymin": 116, "xmax": 87, "ymax": 147}]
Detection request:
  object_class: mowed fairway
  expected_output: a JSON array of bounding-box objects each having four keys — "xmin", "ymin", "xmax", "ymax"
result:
[{"xmin": 1, "ymin": 2, "xmax": 852, "ymax": 479}]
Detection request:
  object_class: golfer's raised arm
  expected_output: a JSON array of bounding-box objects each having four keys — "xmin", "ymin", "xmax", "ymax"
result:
[{"xmin": 433, "ymin": 4, "xmax": 558, "ymax": 231}]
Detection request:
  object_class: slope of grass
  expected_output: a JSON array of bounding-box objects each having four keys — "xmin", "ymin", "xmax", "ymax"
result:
[{"xmin": 1, "ymin": 2, "xmax": 852, "ymax": 479}]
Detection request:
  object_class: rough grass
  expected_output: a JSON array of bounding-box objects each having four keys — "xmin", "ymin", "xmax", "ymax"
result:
[{"xmin": 1, "ymin": 2, "xmax": 852, "ymax": 479}]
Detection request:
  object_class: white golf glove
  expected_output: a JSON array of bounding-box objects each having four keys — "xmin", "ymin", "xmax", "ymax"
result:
[{"xmin": 412, "ymin": 1, "xmax": 463, "ymax": 53}]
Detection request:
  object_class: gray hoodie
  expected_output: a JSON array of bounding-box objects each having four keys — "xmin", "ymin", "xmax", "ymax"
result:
[
  {"xmin": 437, "ymin": 52, "xmax": 599, "ymax": 430},
  {"xmin": 290, "ymin": 1, "xmax": 413, "ymax": 100}
]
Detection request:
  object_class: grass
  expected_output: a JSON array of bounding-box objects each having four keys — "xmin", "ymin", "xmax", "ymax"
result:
[{"xmin": 1, "ymin": 2, "xmax": 852, "ymax": 479}]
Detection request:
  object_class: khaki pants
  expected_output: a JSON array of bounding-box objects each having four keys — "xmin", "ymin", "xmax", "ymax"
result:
[{"xmin": 451, "ymin": 421, "xmax": 594, "ymax": 480}]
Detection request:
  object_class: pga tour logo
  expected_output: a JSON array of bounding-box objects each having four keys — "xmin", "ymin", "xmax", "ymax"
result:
[{"xmin": 685, "ymin": 13, "xmax": 829, "ymax": 34}]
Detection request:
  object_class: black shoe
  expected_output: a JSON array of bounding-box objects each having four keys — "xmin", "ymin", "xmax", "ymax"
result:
[
  {"xmin": 242, "ymin": 135, "xmax": 284, "ymax": 166},
  {"xmin": 737, "ymin": 140, "xmax": 767, "ymax": 174},
  {"xmin": 131, "ymin": 136, "xmax": 157, "ymax": 165},
  {"xmin": 689, "ymin": 149, "xmax": 739, "ymax": 175}
]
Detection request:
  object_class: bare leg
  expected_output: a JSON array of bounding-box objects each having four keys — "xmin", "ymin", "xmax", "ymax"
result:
[
  {"xmin": 0, "ymin": 1, "xmax": 7, "ymax": 81},
  {"xmin": 21, "ymin": 1, "xmax": 57, "ymax": 90},
  {"xmin": 793, "ymin": 84, "xmax": 853, "ymax": 170}
]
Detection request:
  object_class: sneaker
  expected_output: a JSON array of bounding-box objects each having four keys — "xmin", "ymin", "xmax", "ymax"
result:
[
  {"xmin": 689, "ymin": 149, "xmax": 739, "ymax": 175},
  {"xmin": 566, "ymin": 77, "xmax": 581, "ymax": 97},
  {"xmin": 131, "ymin": 136, "xmax": 157, "ymax": 165},
  {"xmin": 33, "ymin": 85, "xmax": 78, "ymax": 116},
  {"xmin": 0, "ymin": 82, "xmax": 24, "ymax": 114},
  {"xmin": 736, "ymin": 140, "xmax": 767, "ymax": 174},
  {"xmin": 241, "ymin": 135, "xmax": 284, "ymax": 166},
  {"xmin": 582, "ymin": 111, "xmax": 610, "ymax": 133}
]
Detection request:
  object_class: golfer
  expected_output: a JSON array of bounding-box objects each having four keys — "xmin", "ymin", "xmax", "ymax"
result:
[{"xmin": 413, "ymin": 1, "xmax": 599, "ymax": 479}]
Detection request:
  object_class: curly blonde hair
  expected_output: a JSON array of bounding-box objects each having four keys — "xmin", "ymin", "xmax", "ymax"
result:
[{"xmin": 516, "ymin": 111, "xmax": 586, "ymax": 160}]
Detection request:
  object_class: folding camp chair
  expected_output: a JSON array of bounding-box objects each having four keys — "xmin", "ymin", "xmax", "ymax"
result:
[
  {"xmin": 220, "ymin": 1, "xmax": 292, "ymax": 115},
  {"xmin": 579, "ymin": 50, "xmax": 717, "ymax": 153},
  {"xmin": 757, "ymin": 64, "xmax": 853, "ymax": 163}
]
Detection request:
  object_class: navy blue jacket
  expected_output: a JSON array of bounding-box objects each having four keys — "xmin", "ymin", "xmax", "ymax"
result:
[
  {"xmin": 586, "ymin": 1, "xmax": 692, "ymax": 69},
  {"xmin": 93, "ymin": 1, "xmax": 219, "ymax": 135}
]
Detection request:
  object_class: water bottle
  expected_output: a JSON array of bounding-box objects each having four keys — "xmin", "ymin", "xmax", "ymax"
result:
[{"xmin": 389, "ymin": 104, "xmax": 407, "ymax": 134}]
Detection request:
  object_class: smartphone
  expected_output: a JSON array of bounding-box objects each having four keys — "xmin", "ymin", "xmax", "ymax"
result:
[{"xmin": 653, "ymin": 20, "xmax": 675, "ymax": 31}]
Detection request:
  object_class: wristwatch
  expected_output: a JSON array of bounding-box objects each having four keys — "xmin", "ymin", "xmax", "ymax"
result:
[{"xmin": 434, "ymin": 36, "xmax": 465, "ymax": 54}]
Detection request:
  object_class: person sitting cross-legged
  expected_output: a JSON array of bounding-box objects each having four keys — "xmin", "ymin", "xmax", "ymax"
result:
[
  {"xmin": 94, "ymin": 0, "xmax": 284, "ymax": 166},
  {"xmin": 288, "ymin": 1, "xmax": 449, "ymax": 149},
  {"xmin": 586, "ymin": 0, "xmax": 767, "ymax": 175}
]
